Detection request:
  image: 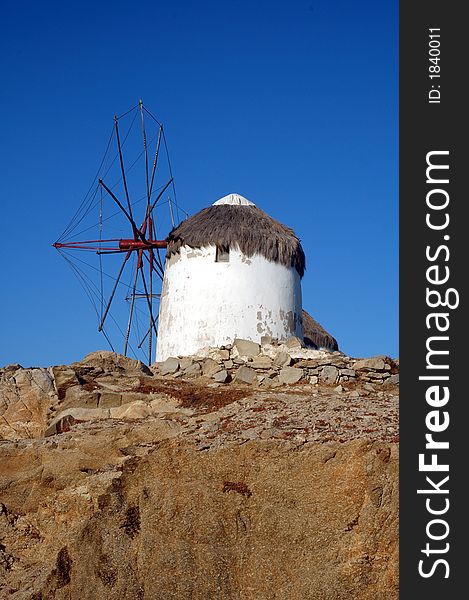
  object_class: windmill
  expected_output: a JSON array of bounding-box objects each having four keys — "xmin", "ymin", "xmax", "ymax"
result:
[
  {"xmin": 54, "ymin": 103, "xmax": 339, "ymax": 366},
  {"xmin": 53, "ymin": 101, "xmax": 186, "ymax": 365}
]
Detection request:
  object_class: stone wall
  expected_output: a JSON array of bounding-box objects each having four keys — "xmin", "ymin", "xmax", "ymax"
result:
[{"xmin": 155, "ymin": 337, "xmax": 399, "ymax": 388}]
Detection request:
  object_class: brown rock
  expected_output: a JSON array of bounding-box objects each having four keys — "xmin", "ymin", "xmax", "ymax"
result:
[
  {"xmin": 0, "ymin": 429, "xmax": 398, "ymax": 600},
  {"xmin": 212, "ymin": 370, "xmax": 229, "ymax": 383},
  {"xmin": 79, "ymin": 350, "xmax": 152, "ymax": 375},
  {"xmin": 249, "ymin": 356, "xmax": 273, "ymax": 370},
  {"xmin": 0, "ymin": 368, "xmax": 55, "ymax": 440},
  {"xmin": 62, "ymin": 386, "xmax": 100, "ymax": 410},
  {"xmin": 273, "ymin": 351, "xmax": 292, "ymax": 368},
  {"xmin": 1, "ymin": 363, "xmax": 23, "ymax": 373},
  {"xmin": 159, "ymin": 357, "xmax": 180, "ymax": 375},
  {"xmin": 235, "ymin": 366, "xmax": 256, "ymax": 384},
  {"xmin": 209, "ymin": 349, "xmax": 230, "ymax": 361},
  {"xmin": 320, "ymin": 365, "xmax": 339, "ymax": 384},
  {"xmin": 284, "ymin": 336, "xmax": 304, "ymax": 348},
  {"xmin": 367, "ymin": 372, "xmax": 388, "ymax": 380},
  {"xmin": 98, "ymin": 391, "xmax": 122, "ymax": 408},
  {"xmin": 183, "ymin": 363, "xmax": 202, "ymax": 378},
  {"xmin": 261, "ymin": 377, "xmax": 279, "ymax": 388},
  {"xmin": 202, "ymin": 358, "xmax": 222, "ymax": 376},
  {"xmin": 233, "ymin": 338, "xmax": 261, "ymax": 357},
  {"xmin": 295, "ymin": 359, "xmax": 320, "ymax": 368},
  {"xmin": 51, "ymin": 366, "xmax": 80, "ymax": 400},
  {"xmin": 278, "ymin": 367, "xmax": 304, "ymax": 385},
  {"xmin": 0, "ymin": 350, "xmax": 399, "ymax": 599},
  {"xmin": 110, "ymin": 401, "xmax": 151, "ymax": 419},
  {"xmin": 178, "ymin": 357, "xmax": 194, "ymax": 371},
  {"xmin": 354, "ymin": 357, "xmax": 387, "ymax": 371}
]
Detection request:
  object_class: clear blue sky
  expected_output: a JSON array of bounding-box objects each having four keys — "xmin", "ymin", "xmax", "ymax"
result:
[{"xmin": 0, "ymin": 0, "xmax": 398, "ymax": 367}]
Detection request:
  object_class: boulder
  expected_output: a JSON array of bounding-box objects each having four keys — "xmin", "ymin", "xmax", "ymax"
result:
[
  {"xmin": 233, "ymin": 339, "xmax": 261, "ymax": 358},
  {"xmin": 202, "ymin": 358, "xmax": 222, "ymax": 376},
  {"xmin": 208, "ymin": 349, "xmax": 230, "ymax": 361},
  {"xmin": 178, "ymin": 357, "xmax": 194, "ymax": 371},
  {"xmin": 80, "ymin": 351, "xmax": 152, "ymax": 375},
  {"xmin": 320, "ymin": 365, "xmax": 339, "ymax": 384},
  {"xmin": 273, "ymin": 352, "xmax": 292, "ymax": 368},
  {"xmin": 353, "ymin": 357, "xmax": 387, "ymax": 371},
  {"xmin": 183, "ymin": 363, "xmax": 202, "ymax": 378},
  {"xmin": 250, "ymin": 356, "xmax": 273, "ymax": 370},
  {"xmin": 285, "ymin": 337, "xmax": 304, "ymax": 349},
  {"xmin": 159, "ymin": 357, "xmax": 180, "ymax": 376},
  {"xmin": 235, "ymin": 366, "xmax": 256, "ymax": 384},
  {"xmin": 44, "ymin": 414, "xmax": 79, "ymax": 437},
  {"xmin": 366, "ymin": 372, "xmax": 388, "ymax": 380},
  {"xmin": 295, "ymin": 359, "xmax": 320, "ymax": 368},
  {"xmin": 278, "ymin": 367, "xmax": 304, "ymax": 385},
  {"xmin": 110, "ymin": 401, "xmax": 152, "ymax": 419},
  {"xmin": 213, "ymin": 370, "xmax": 230, "ymax": 383}
]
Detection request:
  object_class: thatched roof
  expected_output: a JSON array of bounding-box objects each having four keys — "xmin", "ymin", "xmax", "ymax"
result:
[
  {"xmin": 166, "ymin": 197, "xmax": 306, "ymax": 277},
  {"xmin": 302, "ymin": 309, "xmax": 339, "ymax": 351}
]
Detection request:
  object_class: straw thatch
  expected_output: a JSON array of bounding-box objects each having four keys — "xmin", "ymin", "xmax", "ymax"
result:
[
  {"xmin": 166, "ymin": 205, "xmax": 306, "ymax": 277},
  {"xmin": 302, "ymin": 309, "xmax": 339, "ymax": 351}
]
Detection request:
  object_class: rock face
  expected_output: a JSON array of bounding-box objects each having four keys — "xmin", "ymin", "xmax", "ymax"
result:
[
  {"xmin": 0, "ymin": 349, "xmax": 399, "ymax": 600},
  {"xmin": 0, "ymin": 367, "xmax": 55, "ymax": 440}
]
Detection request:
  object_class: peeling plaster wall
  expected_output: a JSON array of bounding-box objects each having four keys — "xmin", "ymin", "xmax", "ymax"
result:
[{"xmin": 155, "ymin": 245, "xmax": 303, "ymax": 361}]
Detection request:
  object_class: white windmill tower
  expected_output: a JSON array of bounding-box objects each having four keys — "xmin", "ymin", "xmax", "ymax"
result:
[{"xmin": 155, "ymin": 193, "xmax": 305, "ymax": 361}]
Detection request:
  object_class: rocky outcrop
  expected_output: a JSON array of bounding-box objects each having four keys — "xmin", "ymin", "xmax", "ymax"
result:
[{"xmin": 0, "ymin": 348, "xmax": 399, "ymax": 599}]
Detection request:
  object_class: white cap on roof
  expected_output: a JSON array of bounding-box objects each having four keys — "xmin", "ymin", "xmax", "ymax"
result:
[{"xmin": 212, "ymin": 193, "xmax": 255, "ymax": 206}]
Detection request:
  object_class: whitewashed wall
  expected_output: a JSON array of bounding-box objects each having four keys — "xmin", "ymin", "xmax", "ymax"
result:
[{"xmin": 155, "ymin": 245, "xmax": 303, "ymax": 361}]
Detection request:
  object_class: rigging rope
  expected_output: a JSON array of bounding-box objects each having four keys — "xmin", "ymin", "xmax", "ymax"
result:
[
  {"xmin": 56, "ymin": 107, "xmax": 140, "ymax": 243},
  {"xmin": 58, "ymin": 250, "xmax": 140, "ymax": 360},
  {"xmin": 53, "ymin": 102, "xmax": 187, "ymax": 364},
  {"xmin": 60, "ymin": 249, "xmax": 145, "ymax": 295},
  {"xmin": 57, "ymin": 126, "xmax": 114, "ymax": 242}
]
